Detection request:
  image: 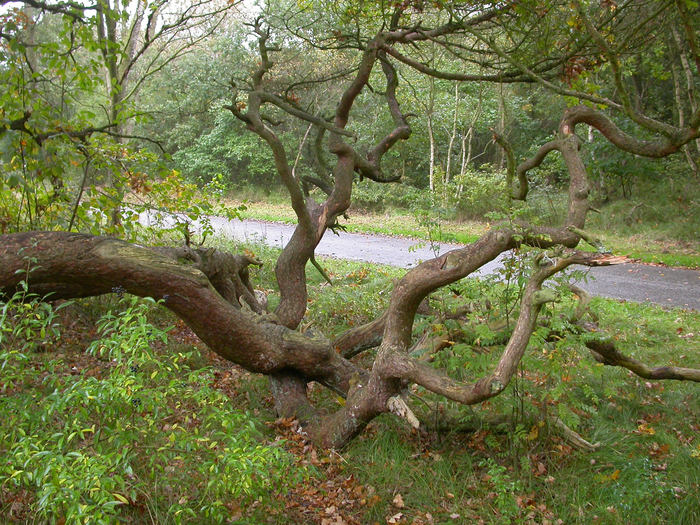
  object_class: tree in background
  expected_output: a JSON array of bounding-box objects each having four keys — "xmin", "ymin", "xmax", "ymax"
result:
[{"xmin": 0, "ymin": 0, "xmax": 238, "ymax": 234}]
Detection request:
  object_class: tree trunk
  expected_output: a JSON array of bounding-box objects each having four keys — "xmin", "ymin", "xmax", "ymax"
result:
[
  {"xmin": 427, "ymin": 77, "xmax": 437, "ymax": 191},
  {"xmin": 459, "ymin": 82, "xmax": 483, "ymax": 190},
  {"xmin": 671, "ymin": 25, "xmax": 700, "ymax": 177},
  {"xmin": 496, "ymin": 83, "xmax": 508, "ymax": 170},
  {"xmin": 0, "ymin": 232, "xmax": 362, "ymax": 395},
  {"xmin": 445, "ymin": 82, "xmax": 460, "ymax": 187}
]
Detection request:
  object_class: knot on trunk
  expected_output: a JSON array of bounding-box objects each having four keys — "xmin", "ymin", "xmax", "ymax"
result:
[{"xmin": 153, "ymin": 246, "xmax": 265, "ymax": 313}]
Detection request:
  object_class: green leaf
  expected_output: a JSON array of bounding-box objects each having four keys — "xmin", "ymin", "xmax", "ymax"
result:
[
  {"xmin": 7, "ymin": 173, "xmax": 21, "ymax": 188},
  {"xmin": 112, "ymin": 493, "xmax": 129, "ymax": 504}
]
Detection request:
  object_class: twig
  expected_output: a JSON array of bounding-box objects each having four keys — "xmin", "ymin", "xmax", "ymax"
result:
[{"xmin": 548, "ymin": 415, "xmax": 600, "ymax": 451}]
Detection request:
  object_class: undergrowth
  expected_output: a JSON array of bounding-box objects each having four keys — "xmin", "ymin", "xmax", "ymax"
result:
[
  {"xmin": 2, "ymin": 240, "xmax": 699, "ymax": 524},
  {"xmin": 0, "ymin": 291, "xmax": 305, "ymax": 524}
]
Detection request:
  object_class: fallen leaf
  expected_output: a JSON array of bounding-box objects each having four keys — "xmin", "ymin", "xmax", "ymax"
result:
[
  {"xmin": 636, "ymin": 423, "xmax": 656, "ymax": 435},
  {"xmin": 392, "ymin": 493, "xmax": 404, "ymax": 508}
]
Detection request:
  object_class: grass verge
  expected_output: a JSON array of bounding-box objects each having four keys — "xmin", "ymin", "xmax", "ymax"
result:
[{"xmin": 235, "ymin": 199, "xmax": 700, "ymax": 269}]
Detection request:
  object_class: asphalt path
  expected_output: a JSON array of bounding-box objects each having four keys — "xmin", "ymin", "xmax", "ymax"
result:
[{"xmin": 143, "ymin": 214, "xmax": 700, "ymax": 310}]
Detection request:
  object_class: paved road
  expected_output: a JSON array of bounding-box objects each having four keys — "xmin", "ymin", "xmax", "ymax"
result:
[{"xmin": 144, "ymin": 214, "xmax": 700, "ymax": 310}]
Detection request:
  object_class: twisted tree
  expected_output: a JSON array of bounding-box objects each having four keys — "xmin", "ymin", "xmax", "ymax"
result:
[{"xmin": 2, "ymin": 0, "xmax": 700, "ymax": 448}]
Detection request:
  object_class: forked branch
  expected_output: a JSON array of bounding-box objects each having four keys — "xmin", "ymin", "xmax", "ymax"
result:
[{"xmin": 383, "ymin": 251, "xmax": 615, "ymax": 405}]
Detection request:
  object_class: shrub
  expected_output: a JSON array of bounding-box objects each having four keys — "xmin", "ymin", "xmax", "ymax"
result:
[{"xmin": 0, "ymin": 294, "xmax": 305, "ymax": 524}]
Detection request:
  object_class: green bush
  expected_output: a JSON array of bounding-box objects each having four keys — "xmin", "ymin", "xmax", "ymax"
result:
[
  {"xmin": 451, "ymin": 168, "xmax": 508, "ymax": 220},
  {"xmin": 0, "ymin": 293, "xmax": 305, "ymax": 524}
]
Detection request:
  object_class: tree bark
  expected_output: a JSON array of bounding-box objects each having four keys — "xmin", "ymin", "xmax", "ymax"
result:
[{"xmin": 0, "ymin": 232, "xmax": 362, "ymax": 396}]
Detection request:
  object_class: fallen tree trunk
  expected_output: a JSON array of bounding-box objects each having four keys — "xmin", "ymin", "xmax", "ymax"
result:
[
  {"xmin": 0, "ymin": 230, "xmax": 598, "ymax": 447},
  {"xmin": 4, "ymin": 230, "xmax": 693, "ymax": 449},
  {"xmin": 0, "ymin": 231, "xmax": 362, "ymax": 396}
]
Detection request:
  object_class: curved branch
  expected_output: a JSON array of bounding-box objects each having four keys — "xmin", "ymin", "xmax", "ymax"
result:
[
  {"xmin": 385, "ymin": 8, "xmax": 503, "ymax": 44},
  {"xmin": 255, "ymin": 91, "xmax": 356, "ymax": 138},
  {"xmin": 333, "ymin": 310, "xmax": 388, "ymax": 358},
  {"xmin": 6, "ymin": 0, "xmax": 94, "ymax": 20},
  {"xmin": 382, "ymin": 45, "xmax": 536, "ymax": 83},
  {"xmin": 333, "ymin": 39, "xmax": 380, "ymax": 131},
  {"xmin": 586, "ymin": 335, "xmax": 700, "ymax": 382},
  {"xmin": 302, "ymin": 175, "xmax": 333, "ymax": 196},
  {"xmin": 561, "ymin": 105, "xmax": 700, "ymax": 157},
  {"xmin": 383, "ymin": 252, "xmax": 620, "ymax": 404},
  {"xmin": 366, "ymin": 53, "xmax": 412, "ymax": 172},
  {"xmin": 517, "ymin": 138, "xmax": 563, "ymax": 178},
  {"xmin": 229, "ymin": 21, "xmax": 319, "ymax": 329},
  {"xmin": 492, "ymin": 130, "xmax": 527, "ymax": 200},
  {"xmin": 0, "ymin": 232, "xmax": 363, "ymax": 394}
]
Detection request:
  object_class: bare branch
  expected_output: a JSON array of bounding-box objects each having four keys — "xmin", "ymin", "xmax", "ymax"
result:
[
  {"xmin": 254, "ymin": 91, "xmax": 356, "ymax": 138},
  {"xmin": 381, "ymin": 46, "xmax": 535, "ymax": 83},
  {"xmin": 586, "ymin": 334, "xmax": 700, "ymax": 382},
  {"xmin": 561, "ymin": 105, "xmax": 700, "ymax": 157},
  {"xmin": 384, "ymin": 251, "xmax": 623, "ymax": 405},
  {"xmin": 366, "ymin": 54, "xmax": 412, "ymax": 170},
  {"xmin": 492, "ymin": 130, "xmax": 527, "ymax": 200},
  {"xmin": 0, "ymin": 111, "xmax": 118, "ymax": 146},
  {"xmin": 1, "ymin": 0, "xmax": 94, "ymax": 20}
]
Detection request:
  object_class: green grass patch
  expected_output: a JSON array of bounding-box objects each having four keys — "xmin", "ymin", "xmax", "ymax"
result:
[
  {"xmin": 336, "ymin": 290, "xmax": 700, "ymax": 525},
  {"xmin": 4, "ymin": 236, "xmax": 699, "ymax": 524},
  {"xmin": 235, "ymin": 199, "xmax": 484, "ymax": 245},
  {"xmin": 230, "ymin": 196, "xmax": 700, "ymax": 269}
]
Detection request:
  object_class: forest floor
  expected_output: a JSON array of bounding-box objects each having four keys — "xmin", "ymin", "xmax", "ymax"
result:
[
  {"xmin": 3, "ymin": 205, "xmax": 700, "ymax": 524},
  {"xmin": 6, "ymin": 288, "xmax": 700, "ymax": 525},
  {"xmin": 4, "ymin": 296, "xmax": 699, "ymax": 524}
]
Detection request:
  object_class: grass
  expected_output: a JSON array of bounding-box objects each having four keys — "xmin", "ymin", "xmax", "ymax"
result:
[
  {"xmin": 229, "ymin": 195, "xmax": 700, "ymax": 270},
  {"xmin": 233, "ymin": 198, "xmax": 483, "ymax": 245},
  {"xmin": 2, "ymin": 234, "xmax": 700, "ymax": 523},
  {"xmin": 333, "ymin": 292, "xmax": 700, "ymax": 525},
  {"xmin": 219, "ymin": 238, "xmax": 700, "ymax": 524}
]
